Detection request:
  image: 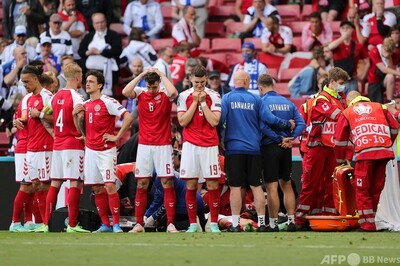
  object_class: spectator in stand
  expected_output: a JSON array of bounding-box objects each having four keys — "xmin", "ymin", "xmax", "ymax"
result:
[
  {"xmin": 171, "ymin": 0, "xmax": 208, "ymax": 38},
  {"xmin": 39, "ymin": 0, "xmax": 60, "ymax": 21},
  {"xmin": 1, "ymin": 26, "xmax": 36, "ymax": 63},
  {"xmin": 390, "ymin": 25, "xmax": 400, "ymax": 64},
  {"xmin": 362, "ymin": 0, "xmax": 397, "ymax": 50},
  {"xmin": 57, "ymin": 55, "xmax": 88, "ymax": 99},
  {"xmin": 78, "ymin": 13, "xmax": 122, "ymax": 96},
  {"xmin": 328, "ymin": 20, "xmax": 370, "ymax": 94},
  {"xmin": 239, "ymin": 0, "xmax": 280, "ymax": 42},
  {"xmin": 35, "ymin": 36, "xmax": 61, "ymax": 75},
  {"xmin": 120, "ymin": 58, "xmax": 146, "ymax": 87},
  {"xmin": 175, "ymin": 58, "xmax": 199, "ymax": 93},
  {"xmin": 318, "ymin": 0, "xmax": 346, "ymax": 22},
  {"xmin": 347, "ymin": 6, "xmax": 369, "ymax": 45},
  {"xmin": 224, "ymin": 0, "xmax": 253, "ymax": 26},
  {"xmin": 123, "ymin": 0, "xmax": 163, "ymax": 41},
  {"xmin": 227, "ymin": 42, "xmax": 268, "ymax": 95},
  {"xmin": 197, "ymin": 56, "xmax": 231, "ymax": 82},
  {"xmin": 323, "ymin": 44, "xmax": 334, "ymax": 70},
  {"xmin": 153, "ymin": 47, "xmax": 175, "ymax": 81},
  {"xmin": 2, "ymin": 47, "xmax": 29, "ymax": 93},
  {"xmin": 289, "ymin": 47, "xmax": 328, "ymax": 98},
  {"xmin": 0, "ymin": 38, "xmax": 8, "ymax": 55},
  {"xmin": 171, "ymin": 43, "xmax": 191, "ymax": 85},
  {"xmin": 42, "ymin": 71, "xmax": 59, "ymax": 94},
  {"xmin": 38, "ymin": 14, "xmax": 74, "ymax": 61},
  {"xmin": 120, "ymin": 28, "xmax": 158, "ymax": 70},
  {"xmin": 301, "ymin": 12, "xmax": 333, "ymax": 52},
  {"xmin": 75, "ymin": 0, "xmax": 116, "ymax": 31},
  {"xmin": 207, "ymin": 70, "xmax": 230, "ymax": 97},
  {"xmin": 58, "ymin": 0, "xmax": 88, "ymax": 61},
  {"xmin": 172, "ymin": 6, "xmax": 201, "ymax": 56},
  {"xmin": 367, "ymin": 37, "xmax": 400, "ymax": 103},
  {"xmin": 261, "ymin": 15, "xmax": 294, "ymax": 56},
  {"xmin": 2, "ymin": 0, "xmax": 46, "ymax": 41}
]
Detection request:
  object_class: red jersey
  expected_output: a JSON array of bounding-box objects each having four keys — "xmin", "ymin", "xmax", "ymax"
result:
[
  {"xmin": 84, "ymin": 95, "xmax": 127, "ymax": 151},
  {"xmin": 135, "ymin": 86, "xmax": 173, "ymax": 145},
  {"xmin": 332, "ymin": 41, "xmax": 368, "ymax": 76},
  {"xmin": 22, "ymin": 89, "xmax": 54, "ymax": 152},
  {"xmin": 14, "ymin": 94, "xmax": 31, "ymax": 154},
  {"xmin": 170, "ymin": 54, "xmax": 187, "ymax": 85},
  {"xmin": 367, "ymin": 45, "xmax": 399, "ymax": 84},
  {"xmin": 177, "ymin": 88, "xmax": 221, "ymax": 147},
  {"xmin": 362, "ymin": 12, "xmax": 397, "ymax": 47},
  {"xmin": 50, "ymin": 88, "xmax": 85, "ymax": 150}
]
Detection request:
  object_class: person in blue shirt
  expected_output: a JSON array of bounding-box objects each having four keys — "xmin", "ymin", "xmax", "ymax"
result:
[
  {"xmin": 219, "ymin": 70, "xmax": 295, "ymax": 232},
  {"xmin": 258, "ymin": 74, "xmax": 306, "ymax": 232}
]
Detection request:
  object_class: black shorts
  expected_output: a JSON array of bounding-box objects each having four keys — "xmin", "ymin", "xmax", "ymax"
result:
[
  {"xmin": 319, "ymin": 0, "xmax": 346, "ymax": 13},
  {"xmin": 261, "ymin": 144, "xmax": 292, "ymax": 183},
  {"xmin": 225, "ymin": 154, "xmax": 263, "ymax": 187},
  {"xmin": 368, "ymin": 82, "xmax": 384, "ymax": 103}
]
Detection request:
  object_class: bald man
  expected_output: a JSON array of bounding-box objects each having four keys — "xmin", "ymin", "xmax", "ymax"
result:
[
  {"xmin": 219, "ymin": 70, "xmax": 294, "ymax": 232},
  {"xmin": 333, "ymin": 91, "xmax": 399, "ymax": 231}
]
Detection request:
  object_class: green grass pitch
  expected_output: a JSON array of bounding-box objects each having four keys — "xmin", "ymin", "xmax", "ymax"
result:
[{"xmin": 1, "ymin": 232, "xmax": 399, "ymax": 266}]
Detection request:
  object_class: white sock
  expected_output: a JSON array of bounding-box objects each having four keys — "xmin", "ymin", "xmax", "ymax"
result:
[
  {"xmin": 288, "ymin": 215, "xmax": 294, "ymax": 224},
  {"xmin": 11, "ymin": 222, "xmax": 21, "ymax": 226},
  {"xmin": 232, "ymin": 215, "xmax": 240, "ymax": 227},
  {"xmin": 258, "ymin": 215, "xmax": 265, "ymax": 226},
  {"xmin": 24, "ymin": 221, "xmax": 34, "ymax": 226},
  {"xmin": 269, "ymin": 218, "xmax": 278, "ymax": 228}
]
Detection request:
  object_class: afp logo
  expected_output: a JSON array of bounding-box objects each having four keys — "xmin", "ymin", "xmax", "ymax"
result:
[{"xmin": 321, "ymin": 253, "xmax": 361, "ymax": 266}]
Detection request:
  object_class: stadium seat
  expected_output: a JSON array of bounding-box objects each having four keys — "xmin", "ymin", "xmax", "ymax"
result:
[
  {"xmin": 330, "ymin": 21, "xmax": 341, "ymax": 36},
  {"xmin": 161, "ymin": 5, "xmax": 173, "ymax": 22},
  {"xmin": 268, "ymin": 68, "xmax": 278, "ymax": 80},
  {"xmin": 276, "ymin": 4, "xmax": 300, "ymax": 22},
  {"xmin": 0, "ymin": 26, "xmax": 3, "ymax": 37},
  {"xmin": 208, "ymin": 6, "xmax": 235, "ymax": 22},
  {"xmin": 244, "ymin": 37, "xmax": 262, "ymax": 51},
  {"xmin": 221, "ymin": 0, "xmax": 235, "ymax": 6},
  {"xmin": 292, "ymin": 36, "xmax": 302, "ymax": 51},
  {"xmin": 203, "ymin": 53, "xmax": 227, "ymax": 65},
  {"xmin": 198, "ymin": 38, "xmax": 211, "ymax": 53},
  {"xmin": 161, "ymin": 22, "xmax": 174, "ymax": 37},
  {"xmin": 205, "ymin": 22, "xmax": 225, "ymax": 38},
  {"xmin": 226, "ymin": 52, "xmax": 242, "ymax": 66},
  {"xmin": 286, "ymin": 21, "xmax": 308, "ymax": 37},
  {"xmin": 150, "ymin": 38, "xmax": 174, "ymax": 51},
  {"xmin": 0, "ymin": 132, "xmax": 9, "ymax": 156},
  {"xmin": 290, "ymin": 97, "xmax": 307, "ymax": 110},
  {"xmin": 208, "ymin": 0, "xmax": 220, "ymax": 7},
  {"xmin": 274, "ymin": 83, "xmax": 290, "ymax": 97},
  {"xmin": 301, "ymin": 4, "xmax": 313, "ymax": 21},
  {"xmin": 279, "ymin": 68, "xmax": 303, "ymax": 82},
  {"xmin": 121, "ymin": 37, "xmax": 129, "ymax": 48},
  {"xmin": 258, "ymin": 53, "xmax": 285, "ymax": 70},
  {"xmin": 288, "ymin": 57, "xmax": 310, "ymax": 68},
  {"xmin": 211, "ymin": 38, "xmax": 241, "ymax": 53},
  {"xmin": 226, "ymin": 22, "xmax": 244, "ymax": 35},
  {"xmin": 110, "ymin": 23, "xmax": 126, "ymax": 37}
]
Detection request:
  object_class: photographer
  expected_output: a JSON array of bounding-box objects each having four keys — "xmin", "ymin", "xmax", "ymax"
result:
[{"xmin": 175, "ymin": 58, "xmax": 199, "ymax": 93}]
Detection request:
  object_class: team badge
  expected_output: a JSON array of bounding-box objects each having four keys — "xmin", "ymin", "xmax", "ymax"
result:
[
  {"xmin": 94, "ymin": 104, "xmax": 101, "ymax": 112},
  {"xmin": 154, "ymin": 95, "xmax": 161, "ymax": 101},
  {"xmin": 34, "ymin": 100, "xmax": 39, "ymax": 107}
]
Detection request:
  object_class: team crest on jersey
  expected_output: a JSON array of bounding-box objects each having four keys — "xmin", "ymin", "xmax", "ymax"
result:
[
  {"xmin": 94, "ymin": 104, "xmax": 101, "ymax": 112},
  {"xmin": 353, "ymin": 103, "xmax": 372, "ymax": 115},
  {"xmin": 154, "ymin": 94, "xmax": 161, "ymax": 101},
  {"xmin": 34, "ymin": 100, "xmax": 40, "ymax": 107}
]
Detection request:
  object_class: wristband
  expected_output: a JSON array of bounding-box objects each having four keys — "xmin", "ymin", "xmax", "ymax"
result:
[
  {"xmin": 200, "ymin": 101, "xmax": 207, "ymax": 108},
  {"xmin": 39, "ymin": 112, "xmax": 45, "ymax": 119}
]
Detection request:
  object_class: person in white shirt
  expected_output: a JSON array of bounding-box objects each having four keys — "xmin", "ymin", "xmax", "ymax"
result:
[
  {"xmin": 261, "ymin": 15, "xmax": 294, "ymax": 55},
  {"xmin": 153, "ymin": 47, "xmax": 175, "ymax": 82},
  {"xmin": 1, "ymin": 26, "xmax": 36, "ymax": 63},
  {"xmin": 172, "ymin": 5, "xmax": 201, "ymax": 53},
  {"xmin": 123, "ymin": 0, "xmax": 164, "ymax": 40},
  {"xmin": 171, "ymin": 0, "xmax": 208, "ymax": 38}
]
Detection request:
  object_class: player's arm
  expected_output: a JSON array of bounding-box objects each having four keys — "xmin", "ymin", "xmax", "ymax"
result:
[
  {"xmin": 122, "ymin": 72, "xmax": 145, "ymax": 99},
  {"xmin": 103, "ymin": 111, "xmax": 133, "ymax": 143},
  {"xmin": 152, "ymin": 68, "xmax": 178, "ymax": 100},
  {"xmin": 177, "ymin": 92, "xmax": 199, "ymax": 128},
  {"xmin": 199, "ymin": 91, "xmax": 220, "ymax": 127},
  {"xmin": 73, "ymin": 104, "xmax": 86, "ymax": 137},
  {"xmin": 313, "ymin": 97, "xmax": 342, "ymax": 121}
]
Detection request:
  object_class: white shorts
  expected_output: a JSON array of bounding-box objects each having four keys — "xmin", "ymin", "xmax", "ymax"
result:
[
  {"xmin": 51, "ymin": 149, "xmax": 84, "ymax": 181},
  {"xmin": 26, "ymin": 151, "xmax": 53, "ymax": 182},
  {"xmin": 135, "ymin": 144, "xmax": 174, "ymax": 178},
  {"xmin": 180, "ymin": 142, "xmax": 220, "ymax": 179},
  {"xmin": 84, "ymin": 147, "xmax": 116, "ymax": 185},
  {"xmin": 15, "ymin": 153, "xmax": 30, "ymax": 183}
]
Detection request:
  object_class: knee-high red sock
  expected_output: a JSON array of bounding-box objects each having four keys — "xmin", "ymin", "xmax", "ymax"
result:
[
  {"xmin": 208, "ymin": 189, "xmax": 220, "ymax": 223},
  {"xmin": 108, "ymin": 192, "xmax": 120, "ymax": 225},
  {"xmin": 135, "ymin": 188, "xmax": 147, "ymax": 225},
  {"xmin": 24, "ymin": 193, "xmax": 34, "ymax": 222},
  {"xmin": 186, "ymin": 189, "xmax": 197, "ymax": 224},
  {"xmin": 12, "ymin": 190, "xmax": 29, "ymax": 223},
  {"xmin": 95, "ymin": 192, "xmax": 110, "ymax": 226},
  {"xmin": 36, "ymin": 190, "xmax": 48, "ymax": 224},
  {"xmin": 68, "ymin": 187, "xmax": 81, "ymax": 227},
  {"xmin": 33, "ymin": 194, "xmax": 43, "ymax": 223},
  {"xmin": 45, "ymin": 186, "xmax": 59, "ymax": 225},
  {"xmin": 164, "ymin": 187, "xmax": 176, "ymax": 224}
]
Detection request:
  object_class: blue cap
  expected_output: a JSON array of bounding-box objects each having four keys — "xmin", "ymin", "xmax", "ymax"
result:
[{"xmin": 242, "ymin": 42, "xmax": 255, "ymax": 51}]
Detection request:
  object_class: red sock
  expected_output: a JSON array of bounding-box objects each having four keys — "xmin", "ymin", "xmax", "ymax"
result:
[
  {"xmin": 68, "ymin": 187, "xmax": 81, "ymax": 227},
  {"xmin": 12, "ymin": 190, "xmax": 29, "ymax": 223},
  {"xmin": 24, "ymin": 193, "xmax": 34, "ymax": 222},
  {"xmin": 36, "ymin": 190, "xmax": 48, "ymax": 224},
  {"xmin": 164, "ymin": 187, "xmax": 176, "ymax": 225},
  {"xmin": 108, "ymin": 192, "xmax": 120, "ymax": 225},
  {"xmin": 45, "ymin": 186, "xmax": 59, "ymax": 225},
  {"xmin": 186, "ymin": 189, "xmax": 197, "ymax": 224},
  {"xmin": 33, "ymin": 194, "xmax": 43, "ymax": 223},
  {"xmin": 208, "ymin": 189, "xmax": 220, "ymax": 223},
  {"xmin": 95, "ymin": 192, "xmax": 110, "ymax": 226},
  {"xmin": 135, "ymin": 188, "xmax": 147, "ymax": 225}
]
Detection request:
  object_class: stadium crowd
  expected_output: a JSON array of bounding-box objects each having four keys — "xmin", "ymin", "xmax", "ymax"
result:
[{"xmin": 1, "ymin": 0, "xmax": 400, "ymax": 233}]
